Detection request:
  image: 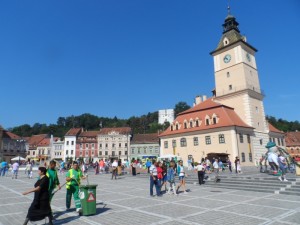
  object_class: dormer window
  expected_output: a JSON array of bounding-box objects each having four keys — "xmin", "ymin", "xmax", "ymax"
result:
[
  {"xmin": 184, "ymin": 122, "xmax": 187, "ymax": 129},
  {"xmin": 223, "ymin": 37, "xmax": 229, "ymax": 46},
  {"xmin": 171, "ymin": 126, "xmax": 173, "ymax": 131},
  {"xmin": 190, "ymin": 121, "xmax": 193, "ymax": 128},
  {"xmin": 213, "ymin": 117, "xmax": 217, "ymax": 124},
  {"xmin": 176, "ymin": 124, "xmax": 179, "ymax": 130},
  {"xmin": 206, "ymin": 118, "xmax": 210, "ymax": 125},
  {"xmin": 196, "ymin": 120, "xmax": 199, "ymax": 127}
]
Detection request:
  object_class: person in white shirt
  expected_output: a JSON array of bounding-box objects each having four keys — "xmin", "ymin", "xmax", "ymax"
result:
[
  {"xmin": 111, "ymin": 160, "xmax": 118, "ymax": 180},
  {"xmin": 195, "ymin": 162, "xmax": 205, "ymax": 185},
  {"xmin": 213, "ymin": 159, "xmax": 220, "ymax": 182},
  {"xmin": 149, "ymin": 161, "xmax": 160, "ymax": 196}
]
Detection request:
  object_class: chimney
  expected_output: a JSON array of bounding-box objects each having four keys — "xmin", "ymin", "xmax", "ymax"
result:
[
  {"xmin": 195, "ymin": 96, "xmax": 202, "ymax": 105},
  {"xmin": 203, "ymin": 95, "xmax": 207, "ymax": 101}
]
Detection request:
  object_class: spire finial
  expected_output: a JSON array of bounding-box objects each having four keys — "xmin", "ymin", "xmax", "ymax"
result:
[{"xmin": 227, "ymin": 0, "xmax": 231, "ymax": 15}]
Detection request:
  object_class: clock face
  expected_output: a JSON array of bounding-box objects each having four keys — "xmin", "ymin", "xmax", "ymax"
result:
[
  {"xmin": 246, "ymin": 53, "xmax": 251, "ymax": 62},
  {"xmin": 223, "ymin": 54, "xmax": 231, "ymax": 63}
]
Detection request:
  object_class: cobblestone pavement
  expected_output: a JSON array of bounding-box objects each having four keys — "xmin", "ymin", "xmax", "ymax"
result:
[{"xmin": 0, "ymin": 171, "xmax": 299, "ymax": 225}]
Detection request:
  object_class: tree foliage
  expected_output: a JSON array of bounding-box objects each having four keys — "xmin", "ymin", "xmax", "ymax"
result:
[{"xmin": 8, "ymin": 102, "xmax": 298, "ymax": 138}]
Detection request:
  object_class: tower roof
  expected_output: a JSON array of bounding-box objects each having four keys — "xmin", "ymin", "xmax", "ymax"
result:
[{"xmin": 211, "ymin": 11, "xmax": 257, "ymax": 54}]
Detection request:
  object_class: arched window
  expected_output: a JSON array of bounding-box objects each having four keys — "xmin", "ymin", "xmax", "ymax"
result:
[
  {"xmin": 241, "ymin": 152, "xmax": 246, "ymax": 162},
  {"xmin": 206, "ymin": 118, "xmax": 210, "ymax": 125},
  {"xmin": 196, "ymin": 120, "xmax": 199, "ymax": 127},
  {"xmin": 213, "ymin": 117, "xmax": 217, "ymax": 124},
  {"xmin": 171, "ymin": 126, "xmax": 173, "ymax": 131},
  {"xmin": 190, "ymin": 121, "xmax": 193, "ymax": 128},
  {"xmin": 180, "ymin": 138, "xmax": 187, "ymax": 147},
  {"xmin": 184, "ymin": 122, "xmax": 187, "ymax": 129},
  {"xmin": 176, "ymin": 124, "xmax": 179, "ymax": 130}
]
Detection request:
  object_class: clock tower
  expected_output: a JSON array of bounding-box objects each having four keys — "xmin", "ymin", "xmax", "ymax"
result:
[{"xmin": 210, "ymin": 10, "xmax": 269, "ymax": 157}]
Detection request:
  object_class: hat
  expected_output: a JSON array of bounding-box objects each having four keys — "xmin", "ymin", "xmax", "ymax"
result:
[{"xmin": 265, "ymin": 141, "xmax": 276, "ymax": 148}]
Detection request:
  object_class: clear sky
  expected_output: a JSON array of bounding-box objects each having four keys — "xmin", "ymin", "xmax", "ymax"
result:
[{"xmin": 1, "ymin": 0, "xmax": 299, "ymax": 129}]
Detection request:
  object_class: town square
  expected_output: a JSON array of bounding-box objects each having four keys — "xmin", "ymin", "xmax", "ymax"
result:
[{"xmin": 0, "ymin": 1, "xmax": 300, "ymax": 225}]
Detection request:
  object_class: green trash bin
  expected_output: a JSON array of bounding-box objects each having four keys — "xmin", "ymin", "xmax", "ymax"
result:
[{"xmin": 79, "ymin": 184, "xmax": 98, "ymax": 216}]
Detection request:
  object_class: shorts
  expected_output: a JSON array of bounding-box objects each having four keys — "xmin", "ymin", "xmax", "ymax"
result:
[
  {"xmin": 179, "ymin": 176, "xmax": 185, "ymax": 181},
  {"xmin": 163, "ymin": 176, "xmax": 167, "ymax": 182}
]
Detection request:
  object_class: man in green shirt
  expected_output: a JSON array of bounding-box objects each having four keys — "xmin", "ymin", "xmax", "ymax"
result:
[
  {"xmin": 47, "ymin": 160, "xmax": 61, "ymax": 202},
  {"xmin": 65, "ymin": 161, "xmax": 86, "ymax": 213}
]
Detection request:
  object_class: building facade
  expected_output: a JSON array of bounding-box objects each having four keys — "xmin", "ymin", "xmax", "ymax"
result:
[
  {"xmin": 97, "ymin": 127, "xmax": 131, "ymax": 162},
  {"xmin": 159, "ymin": 11, "xmax": 285, "ymax": 166},
  {"xmin": 0, "ymin": 130, "xmax": 26, "ymax": 162},
  {"xmin": 76, "ymin": 131, "xmax": 99, "ymax": 162},
  {"xmin": 26, "ymin": 134, "xmax": 48, "ymax": 162},
  {"xmin": 64, "ymin": 128, "xmax": 82, "ymax": 161},
  {"xmin": 51, "ymin": 137, "xmax": 64, "ymax": 160},
  {"xmin": 285, "ymin": 132, "xmax": 300, "ymax": 157},
  {"xmin": 130, "ymin": 133, "xmax": 160, "ymax": 160},
  {"xmin": 159, "ymin": 109, "xmax": 175, "ymax": 125}
]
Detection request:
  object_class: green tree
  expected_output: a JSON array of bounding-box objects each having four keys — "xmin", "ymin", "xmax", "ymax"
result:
[{"xmin": 174, "ymin": 101, "xmax": 191, "ymax": 116}]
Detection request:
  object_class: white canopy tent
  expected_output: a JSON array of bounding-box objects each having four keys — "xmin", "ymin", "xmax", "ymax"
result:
[{"xmin": 11, "ymin": 156, "xmax": 26, "ymax": 161}]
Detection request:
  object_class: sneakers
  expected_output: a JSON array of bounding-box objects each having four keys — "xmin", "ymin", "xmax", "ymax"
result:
[
  {"xmin": 283, "ymin": 179, "xmax": 288, "ymax": 182},
  {"xmin": 278, "ymin": 177, "xmax": 283, "ymax": 181},
  {"xmin": 183, "ymin": 191, "xmax": 188, "ymax": 194},
  {"xmin": 76, "ymin": 208, "xmax": 82, "ymax": 213}
]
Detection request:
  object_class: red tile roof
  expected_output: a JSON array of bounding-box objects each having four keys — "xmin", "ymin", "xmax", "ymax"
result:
[
  {"xmin": 99, "ymin": 127, "xmax": 131, "ymax": 135},
  {"xmin": 65, "ymin": 128, "xmax": 82, "ymax": 136},
  {"xmin": 131, "ymin": 133, "xmax": 159, "ymax": 144},
  {"xmin": 268, "ymin": 123, "xmax": 284, "ymax": 133},
  {"xmin": 38, "ymin": 138, "xmax": 50, "ymax": 146},
  {"xmin": 159, "ymin": 98, "xmax": 253, "ymax": 137},
  {"xmin": 27, "ymin": 134, "xmax": 48, "ymax": 148},
  {"xmin": 79, "ymin": 131, "xmax": 101, "ymax": 137},
  {"xmin": 3, "ymin": 131, "xmax": 21, "ymax": 139},
  {"xmin": 285, "ymin": 132, "xmax": 300, "ymax": 147}
]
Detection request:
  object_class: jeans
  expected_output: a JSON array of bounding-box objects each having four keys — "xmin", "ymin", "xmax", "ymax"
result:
[
  {"xmin": 150, "ymin": 176, "xmax": 161, "ymax": 196},
  {"xmin": 197, "ymin": 171, "xmax": 204, "ymax": 185}
]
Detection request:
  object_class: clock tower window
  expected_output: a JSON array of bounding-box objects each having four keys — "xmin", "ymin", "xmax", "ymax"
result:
[
  {"xmin": 227, "ymin": 72, "xmax": 230, "ymax": 78},
  {"xmin": 229, "ymin": 85, "xmax": 232, "ymax": 90}
]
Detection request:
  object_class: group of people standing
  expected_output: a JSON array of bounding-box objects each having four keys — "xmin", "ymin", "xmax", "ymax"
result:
[{"xmin": 149, "ymin": 159, "xmax": 188, "ymax": 197}]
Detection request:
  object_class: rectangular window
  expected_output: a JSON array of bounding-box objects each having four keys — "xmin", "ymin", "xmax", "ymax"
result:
[
  {"xmin": 138, "ymin": 148, "xmax": 140, "ymax": 154},
  {"xmin": 71, "ymin": 150, "xmax": 74, "ymax": 155},
  {"xmin": 99, "ymin": 151, "xmax": 102, "ymax": 156},
  {"xmin": 66, "ymin": 141, "xmax": 69, "ymax": 145},
  {"xmin": 71, "ymin": 141, "xmax": 74, "ymax": 145},
  {"xmin": 99, "ymin": 144, "xmax": 102, "ymax": 149},
  {"xmin": 241, "ymin": 152, "xmax": 245, "ymax": 162},
  {"xmin": 105, "ymin": 151, "xmax": 108, "ymax": 156},
  {"xmin": 131, "ymin": 148, "xmax": 135, "ymax": 154},
  {"xmin": 66, "ymin": 150, "xmax": 68, "ymax": 155},
  {"xmin": 219, "ymin": 134, "xmax": 225, "ymax": 143},
  {"xmin": 164, "ymin": 141, "xmax": 168, "ymax": 148},
  {"xmin": 125, "ymin": 151, "xmax": 128, "ymax": 155},
  {"xmin": 249, "ymin": 153, "xmax": 253, "ymax": 162},
  {"xmin": 172, "ymin": 140, "xmax": 176, "ymax": 147},
  {"xmin": 229, "ymin": 85, "xmax": 232, "ymax": 90},
  {"xmin": 260, "ymin": 139, "xmax": 263, "ymax": 145},
  {"xmin": 33, "ymin": 151, "xmax": 35, "ymax": 155},
  {"xmin": 119, "ymin": 143, "xmax": 122, "ymax": 148},
  {"xmin": 112, "ymin": 151, "xmax": 115, "ymax": 156},
  {"xmin": 92, "ymin": 143, "xmax": 95, "ymax": 148},
  {"xmin": 193, "ymin": 137, "xmax": 198, "ymax": 146},
  {"xmin": 239, "ymin": 134, "xmax": 244, "ymax": 143},
  {"xmin": 144, "ymin": 148, "xmax": 147, "ymax": 153},
  {"xmin": 125, "ymin": 143, "xmax": 128, "ymax": 147},
  {"xmin": 247, "ymin": 134, "xmax": 251, "ymax": 144},
  {"xmin": 105, "ymin": 144, "xmax": 108, "ymax": 148},
  {"xmin": 112, "ymin": 143, "xmax": 115, "ymax": 148},
  {"xmin": 119, "ymin": 151, "xmax": 121, "ymax": 155},
  {"xmin": 205, "ymin": 136, "xmax": 211, "ymax": 145}
]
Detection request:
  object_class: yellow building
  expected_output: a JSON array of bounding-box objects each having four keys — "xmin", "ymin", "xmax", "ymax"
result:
[{"xmin": 159, "ymin": 11, "xmax": 285, "ymax": 166}]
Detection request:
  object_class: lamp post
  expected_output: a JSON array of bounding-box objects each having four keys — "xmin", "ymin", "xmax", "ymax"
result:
[{"xmin": 126, "ymin": 134, "xmax": 131, "ymax": 162}]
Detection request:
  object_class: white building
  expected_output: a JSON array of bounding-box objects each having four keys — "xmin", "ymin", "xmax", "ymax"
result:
[
  {"xmin": 63, "ymin": 128, "xmax": 82, "ymax": 161},
  {"xmin": 159, "ymin": 109, "xmax": 174, "ymax": 125}
]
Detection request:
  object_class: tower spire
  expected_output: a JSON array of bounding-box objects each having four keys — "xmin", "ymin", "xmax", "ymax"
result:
[{"xmin": 227, "ymin": 0, "xmax": 231, "ymax": 15}]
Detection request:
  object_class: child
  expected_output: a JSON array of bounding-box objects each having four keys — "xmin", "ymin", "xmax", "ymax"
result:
[{"xmin": 167, "ymin": 161, "xmax": 177, "ymax": 195}]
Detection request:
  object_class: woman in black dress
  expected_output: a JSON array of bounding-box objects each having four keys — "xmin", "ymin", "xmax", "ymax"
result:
[{"xmin": 22, "ymin": 167, "xmax": 53, "ymax": 225}]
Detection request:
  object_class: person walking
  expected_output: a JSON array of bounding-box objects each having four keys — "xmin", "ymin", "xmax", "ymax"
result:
[
  {"xmin": 234, "ymin": 157, "xmax": 239, "ymax": 174},
  {"xmin": 47, "ymin": 160, "xmax": 61, "ymax": 202},
  {"xmin": 1, "ymin": 160, "xmax": 8, "ymax": 177},
  {"xmin": 176, "ymin": 160, "xmax": 187, "ymax": 194},
  {"xmin": 22, "ymin": 167, "xmax": 53, "ymax": 225},
  {"xmin": 131, "ymin": 159, "xmax": 137, "ymax": 176},
  {"xmin": 166, "ymin": 161, "xmax": 177, "ymax": 195},
  {"xmin": 146, "ymin": 159, "xmax": 151, "ymax": 174},
  {"xmin": 227, "ymin": 158, "xmax": 232, "ymax": 173},
  {"xmin": 26, "ymin": 162, "xmax": 32, "ymax": 179},
  {"xmin": 111, "ymin": 159, "xmax": 118, "ymax": 180},
  {"xmin": 195, "ymin": 161, "xmax": 205, "ymax": 185},
  {"xmin": 213, "ymin": 159, "xmax": 220, "ymax": 182},
  {"xmin": 149, "ymin": 160, "xmax": 161, "ymax": 197},
  {"xmin": 278, "ymin": 154, "xmax": 288, "ymax": 181},
  {"xmin": 12, "ymin": 161, "xmax": 19, "ymax": 179},
  {"xmin": 65, "ymin": 161, "xmax": 86, "ymax": 213}
]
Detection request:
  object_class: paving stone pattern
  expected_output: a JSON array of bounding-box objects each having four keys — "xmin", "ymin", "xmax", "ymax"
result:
[{"xmin": 0, "ymin": 172, "xmax": 299, "ymax": 225}]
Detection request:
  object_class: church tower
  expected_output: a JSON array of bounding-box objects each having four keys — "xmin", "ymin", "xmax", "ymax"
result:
[{"xmin": 210, "ymin": 8, "xmax": 269, "ymax": 157}]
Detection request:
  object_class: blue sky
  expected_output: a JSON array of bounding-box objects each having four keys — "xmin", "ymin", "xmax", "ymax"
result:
[{"xmin": 1, "ymin": 0, "xmax": 299, "ymax": 129}]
